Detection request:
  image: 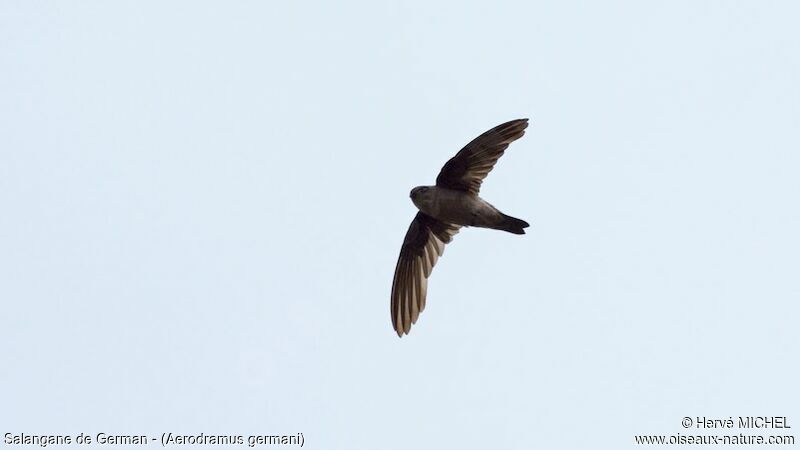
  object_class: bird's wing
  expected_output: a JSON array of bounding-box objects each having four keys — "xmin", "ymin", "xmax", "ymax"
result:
[
  {"xmin": 435, "ymin": 118, "xmax": 529, "ymax": 195},
  {"xmin": 390, "ymin": 212, "xmax": 461, "ymax": 336}
]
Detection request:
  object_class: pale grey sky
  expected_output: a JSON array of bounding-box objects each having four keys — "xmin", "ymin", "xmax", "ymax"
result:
[{"xmin": 1, "ymin": 1, "xmax": 798, "ymax": 449}]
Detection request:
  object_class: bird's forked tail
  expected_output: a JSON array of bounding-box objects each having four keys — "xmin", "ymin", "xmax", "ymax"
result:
[{"xmin": 497, "ymin": 213, "xmax": 530, "ymax": 235}]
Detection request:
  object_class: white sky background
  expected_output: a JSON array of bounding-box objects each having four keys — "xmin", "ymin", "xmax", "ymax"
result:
[{"xmin": 1, "ymin": 1, "xmax": 798, "ymax": 448}]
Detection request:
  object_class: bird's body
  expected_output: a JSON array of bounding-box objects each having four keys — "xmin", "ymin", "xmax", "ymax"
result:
[
  {"xmin": 410, "ymin": 186, "xmax": 528, "ymax": 234},
  {"xmin": 390, "ymin": 118, "xmax": 531, "ymax": 337}
]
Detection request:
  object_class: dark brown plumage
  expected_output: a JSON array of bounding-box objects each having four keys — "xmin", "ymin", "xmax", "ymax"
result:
[
  {"xmin": 390, "ymin": 119, "xmax": 530, "ymax": 337},
  {"xmin": 436, "ymin": 119, "xmax": 529, "ymax": 195},
  {"xmin": 390, "ymin": 213, "xmax": 460, "ymax": 336}
]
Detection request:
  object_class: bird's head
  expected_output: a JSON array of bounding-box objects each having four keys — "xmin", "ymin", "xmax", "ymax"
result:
[
  {"xmin": 409, "ymin": 185, "xmax": 434, "ymax": 209},
  {"xmin": 409, "ymin": 185, "xmax": 431, "ymax": 200}
]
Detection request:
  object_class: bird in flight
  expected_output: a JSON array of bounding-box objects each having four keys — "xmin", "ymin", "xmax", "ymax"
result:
[{"xmin": 390, "ymin": 118, "xmax": 531, "ymax": 337}]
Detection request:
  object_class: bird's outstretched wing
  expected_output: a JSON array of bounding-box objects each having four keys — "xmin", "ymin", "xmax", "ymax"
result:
[
  {"xmin": 435, "ymin": 119, "xmax": 529, "ymax": 195},
  {"xmin": 390, "ymin": 212, "xmax": 461, "ymax": 336}
]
